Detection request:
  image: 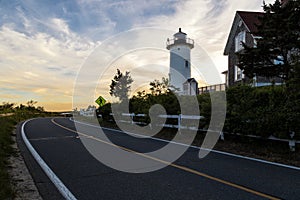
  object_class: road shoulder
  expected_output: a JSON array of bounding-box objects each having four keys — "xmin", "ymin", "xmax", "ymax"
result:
[
  {"xmin": 8, "ymin": 128, "xmax": 42, "ymax": 200},
  {"xmin": 15, "ymin": 121, "xmax": 64, "ymax": 200}
]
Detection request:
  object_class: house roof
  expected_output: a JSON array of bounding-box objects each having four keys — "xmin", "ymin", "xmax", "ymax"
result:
[
  {"xmin": 221, "ymin": 70, "xmax": 228, "ymax": 74},
  {"xmin": 184, "ymin": 78, "xmax": 197, "ymax": 83},
  {"xmin": 281, "ymin": 0, "xmax": 289, "ymax": 6},
  {"xmin": 223, "ymin": 11, "xmax": 264, "ymax": 55},
  {"xmin": 237, "ymin": 11, "xmax": 264, "ymax": 34}
]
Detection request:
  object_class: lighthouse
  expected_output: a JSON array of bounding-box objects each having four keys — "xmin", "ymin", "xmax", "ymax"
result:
[{"xmin": 166, "ymin": 28, "xmax": 194, "ymax": 93}]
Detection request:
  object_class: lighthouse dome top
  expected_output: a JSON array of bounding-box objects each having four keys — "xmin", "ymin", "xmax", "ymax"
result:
[
  {"xmin": 174, "ymin": 28, "xmax": 187, "ymax": 39},
  {"xmin": 166, "ymin": 28, "xmax": 194, "ymax": 50}
]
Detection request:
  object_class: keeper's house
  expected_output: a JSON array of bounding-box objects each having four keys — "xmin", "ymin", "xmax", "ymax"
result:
[{"xmin": 223, "ymin": 11, "xmax": 284, "ymax": 87}]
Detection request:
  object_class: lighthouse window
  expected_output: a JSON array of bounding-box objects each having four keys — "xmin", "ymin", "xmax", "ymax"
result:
[{"xmin": 185, "ymin": 60, "xmax": 189, "ymax": 68}]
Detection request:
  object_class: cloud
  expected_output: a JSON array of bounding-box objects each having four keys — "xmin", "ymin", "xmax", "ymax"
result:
[
  {"xmin": 0, "ymin": 0, "xmax": 276, "ymax": 110},
  {"xmin": 47, "ymin": 66, "xmax": 62, "ymax": 71},
  {"xmin": 134, "ymin": 0, "xmax": 272, "ymax": 75},
  {"xmin": 0, "ymin": 17, "xmax": 96, "ymax": 110},
  {"xmin": 0, "ymin": 93, "xmax": 21, "ymax": 100},
  {"xmin": 24, "ymin": 71, "xmax": 39, "ymax": 78}
]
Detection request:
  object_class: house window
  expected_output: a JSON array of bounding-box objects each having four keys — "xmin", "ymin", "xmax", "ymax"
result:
[
  {"xmin": 253, "ymin": 39, "xmax": 257, "ymax": 48},
  {"xmin": 185, "ymin": 60, "xmax": 189, "ymax": 68},
  {"xmin": 274, "ymin": 55, "xmax": 284, "ymax": 65},
  {"xmin": 235, "ymin": 31, "xmax": 246, "ymax": 52},
  {"xmin": 253, "ymin": 36, "xmax": 261, "ymax": 48},
  {"xmin": 235, "ymin": 65, "xmax": 244, "ymax": 81},
  {"xmin": 238, "ymin": 20, "xmax": 243, "ymax": 27}
]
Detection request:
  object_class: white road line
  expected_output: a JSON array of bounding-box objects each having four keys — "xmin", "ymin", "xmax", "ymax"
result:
[
  {"xmin": 22, "ymin": 119, "xmax": 77, "ymax": 200},
  {"xmin": 29, "ymin": 135, "xmax": 77, "ymax": 141},
  {"xmin": 70, "ymin": 118, "xmax": 300, "ymax": 171}
]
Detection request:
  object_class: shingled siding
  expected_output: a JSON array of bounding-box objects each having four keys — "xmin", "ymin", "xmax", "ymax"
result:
[
  {"xmin": 228, "ymin": 51, "xmax": 236, "ymax": 86},
  {"xmin": 224, "ymin": 11, "xmax": 268, "ymax": 87},
  {"xmin": 228, "ymin": 28, "xmax": 283, "ymax": 86},
  {"xmin": 227, "ymin": 20, "xmax": 252, "ymax": 86},
  {"xmin": 226, "ymin": 12, "xmax": 266, "ymax": 87}
]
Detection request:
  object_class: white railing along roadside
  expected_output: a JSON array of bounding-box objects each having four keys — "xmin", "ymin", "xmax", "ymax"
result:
[
  {"xmin": 94, "ymin": 112, "xmax": 298, "ymax": 150},
  {"xmin": 107, "ymin": 113, "xmax": 204, "ymax": 131}
]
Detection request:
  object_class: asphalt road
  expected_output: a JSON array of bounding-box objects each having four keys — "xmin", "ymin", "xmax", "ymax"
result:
[{"xmin": 18, "ymin": 117, "xmax": 300, "ymax": 200}]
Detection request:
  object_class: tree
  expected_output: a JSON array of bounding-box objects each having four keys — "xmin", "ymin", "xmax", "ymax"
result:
[
  {"xmin": 0, "ymin": 102, "xmax": 15, "ymax": 113},
  {"xmin": 238, "ymin": 0, "xmax": 300, "ymax": 81},
  {"xmin": 149, "ymin": 77, "xmax": 169, "ymax": 95},
  {"xmin": 96, "ymin": 103, "xmax": 112, "ymax": 121},
  {"xmin": 36, "ymin": 106, "xmax": 44, "ymax": 112},
  {"xmin": 109, "ymin": 69, "xmax": 133, "ymax": 102},
  {"xmin": 26, "ymin": 100, "xmax": 37, "ymax": 108},
  {"xmin": 285, "ymin": 62, "xmax": 300, "ymax": 135}
]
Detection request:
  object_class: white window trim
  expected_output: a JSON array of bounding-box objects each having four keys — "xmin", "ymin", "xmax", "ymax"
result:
[
  {"xmin": 274, "ymin": 55, "xmax": 284, "ymax": 65},
  {"xmin": 235, "ymin": 31, "xmax": 246, "ymax": 52},
  {"xmin": 234, "ymin": 65, "xmax": 244, "ymax": 81},
  {"xmin": 253, "ymin": 36, "xmax": 262, "ymax": 48},
  {"xmin": 253, "ymin": 39, "xmax": 257, "ymax": 48}
]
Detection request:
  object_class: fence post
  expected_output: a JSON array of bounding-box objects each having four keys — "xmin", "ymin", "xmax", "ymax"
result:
[
  {"xmin": 289, "ymin": 131, "xmax": 296, "ymax": 152},
  {"xmin": 178, "ymin": 114, "xmax": 181, "ymax": 133},
  {"xmin": 220, "ymin": 131, "xmax": 224, "ymax": 141},
  {"xmin": 131, "ymin": 113, "xmax": 134, "ymax": 124}
]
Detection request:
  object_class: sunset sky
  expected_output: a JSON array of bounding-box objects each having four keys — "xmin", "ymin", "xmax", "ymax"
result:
[{"xmin": 0, "ymin": 0, "xmax": 275, "ymax": 111}]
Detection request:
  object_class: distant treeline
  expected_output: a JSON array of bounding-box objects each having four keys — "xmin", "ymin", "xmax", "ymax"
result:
[{"xmin": 0, "ymin": 100, "xmax": 44, "ymax": 113}]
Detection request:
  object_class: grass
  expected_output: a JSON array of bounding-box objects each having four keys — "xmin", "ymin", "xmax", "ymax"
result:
[
  {"xmin": 0, "ymin": 111, "xmax": 58, "ymax": 199},
  {"xmin": 0, "ymin": 116, "xmax": 16, "ymax": 199}
]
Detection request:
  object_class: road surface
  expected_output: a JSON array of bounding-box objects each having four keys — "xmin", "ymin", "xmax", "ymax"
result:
[{"xmin": 17, "ymin": 117, "xmax": 300, "ymax": 200}]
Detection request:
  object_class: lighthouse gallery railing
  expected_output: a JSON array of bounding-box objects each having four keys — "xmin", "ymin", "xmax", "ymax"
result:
[{"xmin": 166, "ymin": 38, "xmax": 194, "ymax": 49}]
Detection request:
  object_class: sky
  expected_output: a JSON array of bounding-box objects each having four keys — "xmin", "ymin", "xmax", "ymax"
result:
[{"xmin": 0, "ymin": 0, "xmax": 275, "ymax": 111}]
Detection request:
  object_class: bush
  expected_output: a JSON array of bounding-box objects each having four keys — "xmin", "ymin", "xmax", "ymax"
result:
[
  {"xmin": 99, "ymin": 80, "xmax": 299, "ymax": 140},
  {"xmin": 224, "ymin": 84, "xmax": 298, "ymax": 139}
]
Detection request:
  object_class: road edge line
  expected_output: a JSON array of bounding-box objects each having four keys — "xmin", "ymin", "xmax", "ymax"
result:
[
  {"xmin": 21, "ymin": 119, "xmax": 77, "ymax": 200},
  {"xmin": 71, "ymin": 118, "xmax": 300, "ymax": 171}
]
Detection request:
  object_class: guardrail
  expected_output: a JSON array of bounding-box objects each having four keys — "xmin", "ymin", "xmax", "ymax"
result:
[
  {"xmin": 103, "ymin": 113, "xmax": 204, "ymax": 131},
  {"xmin": 96, "ymin": 112, "xmax": 298, "ymax": 150}
]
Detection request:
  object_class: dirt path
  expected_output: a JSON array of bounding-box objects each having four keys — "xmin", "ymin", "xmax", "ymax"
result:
[{"xmin": 8, "ymin": 129, "xmax": 42, "ymax": 200}]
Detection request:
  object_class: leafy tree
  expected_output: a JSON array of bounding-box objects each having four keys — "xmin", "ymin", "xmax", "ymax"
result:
[
  {"xmin": 87, "ymin": 105, "xmax": 96, "ymax": 110},
  {"xmin": 238, "ymin": 0, "xmax": 300, "ymax": 81},
  {"xmin": 0, "ymin": 102, "xmax": 15, "ymax": 113},
  {"xmin": 109, "ymin": 69, "xmax": 133, "ymax": 102},
  {"xmin": 96, "ymin": 103, "xmax": 113, "ymax": 121},
  {"xmin": 36, "ymin": 106, "xmax": 45, "ymax": 112},
  {"xmin": 285, "ymin": 62, "xmax": 300, "ymax": 135},
  {"xmin": 26, "ymin": 100, "xmax": 37, "ymax": 108},
  {"xmin": 136, "ymin": 90, "xmax": 147, "ymax": 98},
  {"xmin": 149, "ymin": 77, "xmax": 169, "ymax": 95},
  {"xmin": 16, "ymin": 104, "xmax": 26, "ymax": 110}
]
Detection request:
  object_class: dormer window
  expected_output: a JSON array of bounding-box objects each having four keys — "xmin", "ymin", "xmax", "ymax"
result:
[
  {"xmin": 235, "ymin": 31, "xmax": 246, "ymax": 52},
  {"xmin": 253, "ymin": 39, "xmax": 257, "ymax": 48},
  {"xmin": 238, "ymin": 20, "xmax": 243, "ymax": 27},
  {"xmin": 253, "ymin": 36, "xmax": 262, "ymax": 48},
  {"xmin": 235, "ymin": 65, "xmax": 244, "ymax": 81}
]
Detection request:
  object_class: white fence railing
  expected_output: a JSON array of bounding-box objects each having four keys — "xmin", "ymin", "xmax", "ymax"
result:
[
  {"xmin": 96, "ymin": 112, "xmax": 298, "ymax": 150},
  {"xmin": 103, "ymin": 113, "xmax": 204, "ymax": 131}
]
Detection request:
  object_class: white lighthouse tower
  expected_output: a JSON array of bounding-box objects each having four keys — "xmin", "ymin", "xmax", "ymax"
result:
[{"xmin": 166, "ymin": 28, "xmax": 194, "ymax": 93}]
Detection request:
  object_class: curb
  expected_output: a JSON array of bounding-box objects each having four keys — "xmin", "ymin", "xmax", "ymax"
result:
[{"xmin": 21, "ymin": 119, "xmax": 77, "ymax": 200}]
